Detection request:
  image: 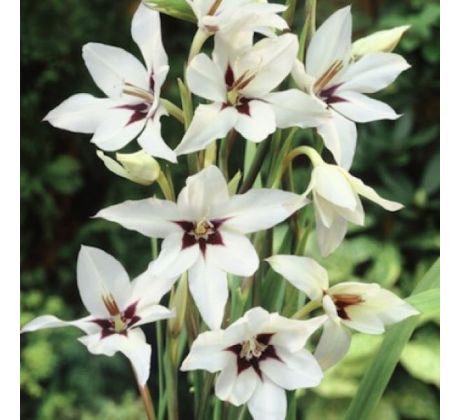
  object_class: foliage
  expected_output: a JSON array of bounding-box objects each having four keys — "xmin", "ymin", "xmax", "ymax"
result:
[{"xmin": 21, "ymin": 0, "xmax": 439, "ymax": 418}]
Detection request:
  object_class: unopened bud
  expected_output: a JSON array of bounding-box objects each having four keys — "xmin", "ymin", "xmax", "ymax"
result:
[
  {"xmin": 168, "ymin": 273, "xmax": 188, "ymax": 338},
  {"xmin": 143, "ymin": 0, "xmax": 196, "ymax": 23},
  {"xmin": 352, "ymin": 25, "xmax": 410, "ymax": 59},
  {"xmin": 96, "ymin": 150, "xmax": 160, "ymax": 185}
]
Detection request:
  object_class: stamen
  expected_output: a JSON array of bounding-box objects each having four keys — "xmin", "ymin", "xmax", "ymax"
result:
[
  {"xmin": 190, "ymin": 218, "xmax": 214, "ymax": 240},
  {"xmin": 102, "ymin": 294, "xmax": 120, "ymax": 317},
  {"xmin": 122, "ymin": 82, "xmax": 155, "ymax": 102},
  {"xmin": 207, "ymin": 0, "xmax": 223, "ymax": 16},
  {"xmin": 239, "ymin": 337, "xmax": 268, "ymax": 361},
  {"xmin": 313, "ymin": 60, "xmax": 344, "ymax": 94}
]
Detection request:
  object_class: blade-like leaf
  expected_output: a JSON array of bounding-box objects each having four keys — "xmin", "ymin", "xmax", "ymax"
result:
[{"xmin": 343, "ymin": 258, "xmax": 439, "ymax": 420}]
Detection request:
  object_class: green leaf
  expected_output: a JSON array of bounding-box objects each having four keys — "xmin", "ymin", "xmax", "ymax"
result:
[
  {"xmin": 343, "ymin": 258, "xmax": 439, "ymax": 420},
  {"xmin": 44, "ymin": 155, "xmax": 82, "ymax": 194},
  {"xmin": 367, "ymin": 244, "xmax": 402, "ymax": 288},
  {"xmin": 406, "ymin": 288, "xmax": 440, "ymax": 319},
  {"xmin": 421, "ymin": 150, "xmax": 440, "ymax": 195}
]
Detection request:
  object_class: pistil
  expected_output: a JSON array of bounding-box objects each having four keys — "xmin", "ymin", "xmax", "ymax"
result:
[{"xmin": 122, "ymin": 82, "xmax": 155, "ymax": 103}]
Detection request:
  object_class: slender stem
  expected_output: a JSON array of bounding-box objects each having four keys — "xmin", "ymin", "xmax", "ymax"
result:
[
  {"xmin": 292, "ymin": 300, "xmax": 321, "ymax": 320},
  {"xmin": 188, "ymin": 29, "xmax": 210, "ymax": 63},
  {"xmin": 132, "ymin": 363, "xmax": 156, "ymax": 420},
  {"xmin": 268, "ymin": 128, "xmax": 298, "ymax": 188},
  {"xmin": 160, "ymin": 99, "xmax": 184, "ymax": 124},
  {"xmin": 239, "ymin": 138, "xmax": 271, "ymax": 194}
]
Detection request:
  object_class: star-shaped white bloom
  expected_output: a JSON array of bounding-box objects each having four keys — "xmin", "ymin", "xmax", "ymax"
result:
[
  {"xmin": 186, "ymin": 0, "xmax": 288, "ymax": 40},
  {"xmin": 21, "ymin": 246, "xmax": 175, "ymax": 385},
  {"xmin": 44, "ymin": 4, "xmax": 176, "ymax": 162},
  {"xmin": 175, "ymin": 34, "xmax": 328, "ymax": 156},
  {"xmin": 96, "ymin": 165, "xmax": 307, "ymax": 329},
  {"xmin": 181, "ymin": 307, "xmax": 325, "ymax": 420},
  {"xmin": 304, "ymin": 148, "xmax": 403, "ymax": 256},
  {"xmin": 292, "ymin": 6, "xmax": 410, "ymax": 169},
  {"xmin": 266, "ymin": 255, "xmax": 419, "ymax": 369}
]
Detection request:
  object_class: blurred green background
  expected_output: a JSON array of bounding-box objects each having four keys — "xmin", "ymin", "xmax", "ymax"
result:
[{"xmin": 21, "ymin": 0, "xmax": 439, "ymax": 418}]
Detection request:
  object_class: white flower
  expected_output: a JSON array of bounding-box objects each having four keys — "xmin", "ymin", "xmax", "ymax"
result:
[
  {"xmin": 175, "ymin": 34, "xmax": 327, "ymax": 156},
  {"xmin": 305, "ymin": 148, "xmax": 403, "ymax": 256},
  {"xmin": 352, "ymin": 25, "xmax": 410, "ymax": 59},
  {"xmin": 97, "ymin": 150, "xmax": 160, "ymax": 185},
  {"xmin": 266, "ymin": 255, "xmax": 419, "ymax": 369},
  {"xmin": 181, "ymin": 307, "xmax": 324, "ymax": 420},
  {"xmin": 44, "ymin": 4, "xmax": 176, "ymax": 162},
  {"xmin": 21, "ymin": 246, "xmax": 175, "ymax": 385},
  {"xmin": 186, "ymin": 0, "xmax": 288, "ymax": 39},
  {"xmin": 96, "ymin": 165, "xmax": 307, "ymax": 329},
  {"xmin": 292, "ymin": 6, "xmax": 410, "ymax": 169}
]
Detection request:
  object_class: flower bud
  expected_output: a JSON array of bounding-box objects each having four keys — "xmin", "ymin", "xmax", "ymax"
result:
[
  {"xmin": 96, "ymin": 150, "xmax": 160, "ymax": 185},
  {"xmin": 143, "ymin": 0, "xmax": 196, "ymax": 23},
  {"xmin": 352, "ymin": 25, "xmax": 410, "ymax": 59}
]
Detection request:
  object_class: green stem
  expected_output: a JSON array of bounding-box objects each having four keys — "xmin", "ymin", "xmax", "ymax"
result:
[
  {"xmin": 132, "ymin": 363, "xmax": 156, "ymax": 420},
  {"xmin": 160, "ymin": 98, "xmax": 184, "ymax": 124},
  {"xmin": 218, "ymin": 129, "xmax": 237, "ymax": 181},
  {"xmin": 188, "ymin": 29, "xmax": 210, "ymax": 63},
  {"xmin": 238, "ymin": 138, "xmax": 271, "ymax": 194},
  {"xmin": 292, "ymin": 300, "xmax": 321, "ymax": 320},
  {"xmin": 268, "ymin": 128, "xmax": 298, "ymax": 188},
  {"xmin": 298, "ymin": 0, "xmax": 317, "ymax": 62}
]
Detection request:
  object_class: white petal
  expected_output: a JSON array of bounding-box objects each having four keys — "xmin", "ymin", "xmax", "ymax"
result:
[
  {"xmin": 188, "ymin": 257, "xmax": 228, "ymax": 330},
  {"xmin": 291, "ymin": 60, "xmax": 316, "ymax": 92},
  {"xmin": 131, "ymin": 4, "xmax": 168, "ymax": 75},
  {"xmin": 342, "ymin": 170, "xmax": 404, "ymax": 211},
  {"xmin": 314, "ymin": 193, "xmax": 336, "ymax": 228},
  {"xmin": 237, "ymin": 34, "xmax": 298, "ymax": 97},
  {"xmin": 260, "ymin": 347, "xmax": 323, "ymax": 390},
  {"xmin": 248, "ymin": 379, "xmax": 286, "ymax": 420},
  {"xmin": 95, "ymin": 197, "xmax": 184, "ymax": 238},
  {"xmin": 314, "ymin": 318, "xmax": 351, "ymax": 370},
  {"xmin": 177, "ymin": 165, "xmax": 229, "ymax": 220},
  {"xmin": 130, "ymin": 266, "xmax": 178, "ymax": 305},
  {"xmin": 265, "ymin": 89, "xmax": 329, "ymax": 129},
  {"xmin": 82, "ymin": 43, "xmax": 148, "ymax": 98},
  {"xmin": 216, "ymin": 363, "xmax": 260, "ymax": 405},
  {"xmin": 149, "ymin": 233, "xmax": 200, "ymax": 278},
  {"xmin": 80, "ymin": 328, "xmax": 152, "ymax": 385},
  {"xmin": 266, "ymin": 255, "xmax": 328, "ymax": 301},
  {"xmin": 316, "ymin": 109, "xmax": 357, "ymax": 170},
  {"xmin": 137, "ymin": 108, "xmax": 177, "ymax": 163},
  {"xmin": 337, "ymin": 52, "xmax": 410, "ymax": 94},
  {"xmin": 20, "ymin": 315, "xmax": 97, "ymax": 335},
  {"xmin": 133, "ymin": 304, "xmax": 175, "ymax": 328},
  {"xmin": 268, "ymin": 314, "xmax": 327, "ymax": 352},
  {"xmin": 368, "ymin": 289, "xmax": 419, "ymax": 324},
  {"xmin": 77, "ymin": 246, "xmax": 131, "ymax": 317},
  {"xmin": 234, "ymin": 100, "xmax": 276, "ymax": 143},
  {"xmin": 312, "ymin": 164, "xmax": 358, "ymax": 209},
  {"xmin": 314, "ymin": 208, "xmax": 348, "ymax": 257},
  {"xmin": 90, "ymin": 107, "xmax": 146, "ymax": 151},
  {"xmin": 243, "ymin": 307, "xmax": 271, "ymax": 336},
  {"xmin": 341, "ymin": 306, "xmax": 385, "ymax": 334},
  {"xmin": 206, "ymin": 230, "xmax": 259, "ymax": 276},
  {"xmin": 187, "ymin": 53, "xmax": 227, "ymax": 102},
  {"xmin": 332, "ymin": 91, "xmax": 400, "ymax": 122},
  {"xmin": 181, "ymin": 330, "xmax": 231, "ymax": 372},
  {"xmin": 306, "ymin": 6, "xmax": 352, "ymax": 79},
  {"xmin": 175, "ymin": 104, "xmax": 238, "ymax": 155},
  {"xmin": 43, "ymin": 94, "xmax": 111, "ymax": 134},
  {"xmin": 219, "ymin": 189, "xmax": 308, "ymax": 234}
]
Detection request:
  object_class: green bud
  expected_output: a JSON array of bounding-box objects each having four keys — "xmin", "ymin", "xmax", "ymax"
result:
[{"xmin": 143, "ymin": 0, "xmax": 196, "ymax": 23}]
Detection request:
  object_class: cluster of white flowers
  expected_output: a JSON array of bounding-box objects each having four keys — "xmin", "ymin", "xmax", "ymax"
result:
[{"xmin": 22, "ymin": 2, "xmax": 418, "ymax": 419}]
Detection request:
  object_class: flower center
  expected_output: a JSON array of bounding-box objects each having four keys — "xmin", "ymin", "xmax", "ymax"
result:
[
  {"xmin": 93, "ymin": 298, "xmax": 140, "ymax": 338},
  {"xmin": 190, "ymin": 218, "xmax": 214, "ymax": 240},
  {"xmin": 239, "ymin": 337, "xmax": 269, "ymax": 361},
  {"xmin": 333, "ymin": 293, "xmax": 364, "ymax": 320}
]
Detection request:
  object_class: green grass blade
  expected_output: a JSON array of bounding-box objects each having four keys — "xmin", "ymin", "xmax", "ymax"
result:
[{"xmin": 343, "ymin": 258, "xmax": 439, "ymax": 420}]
